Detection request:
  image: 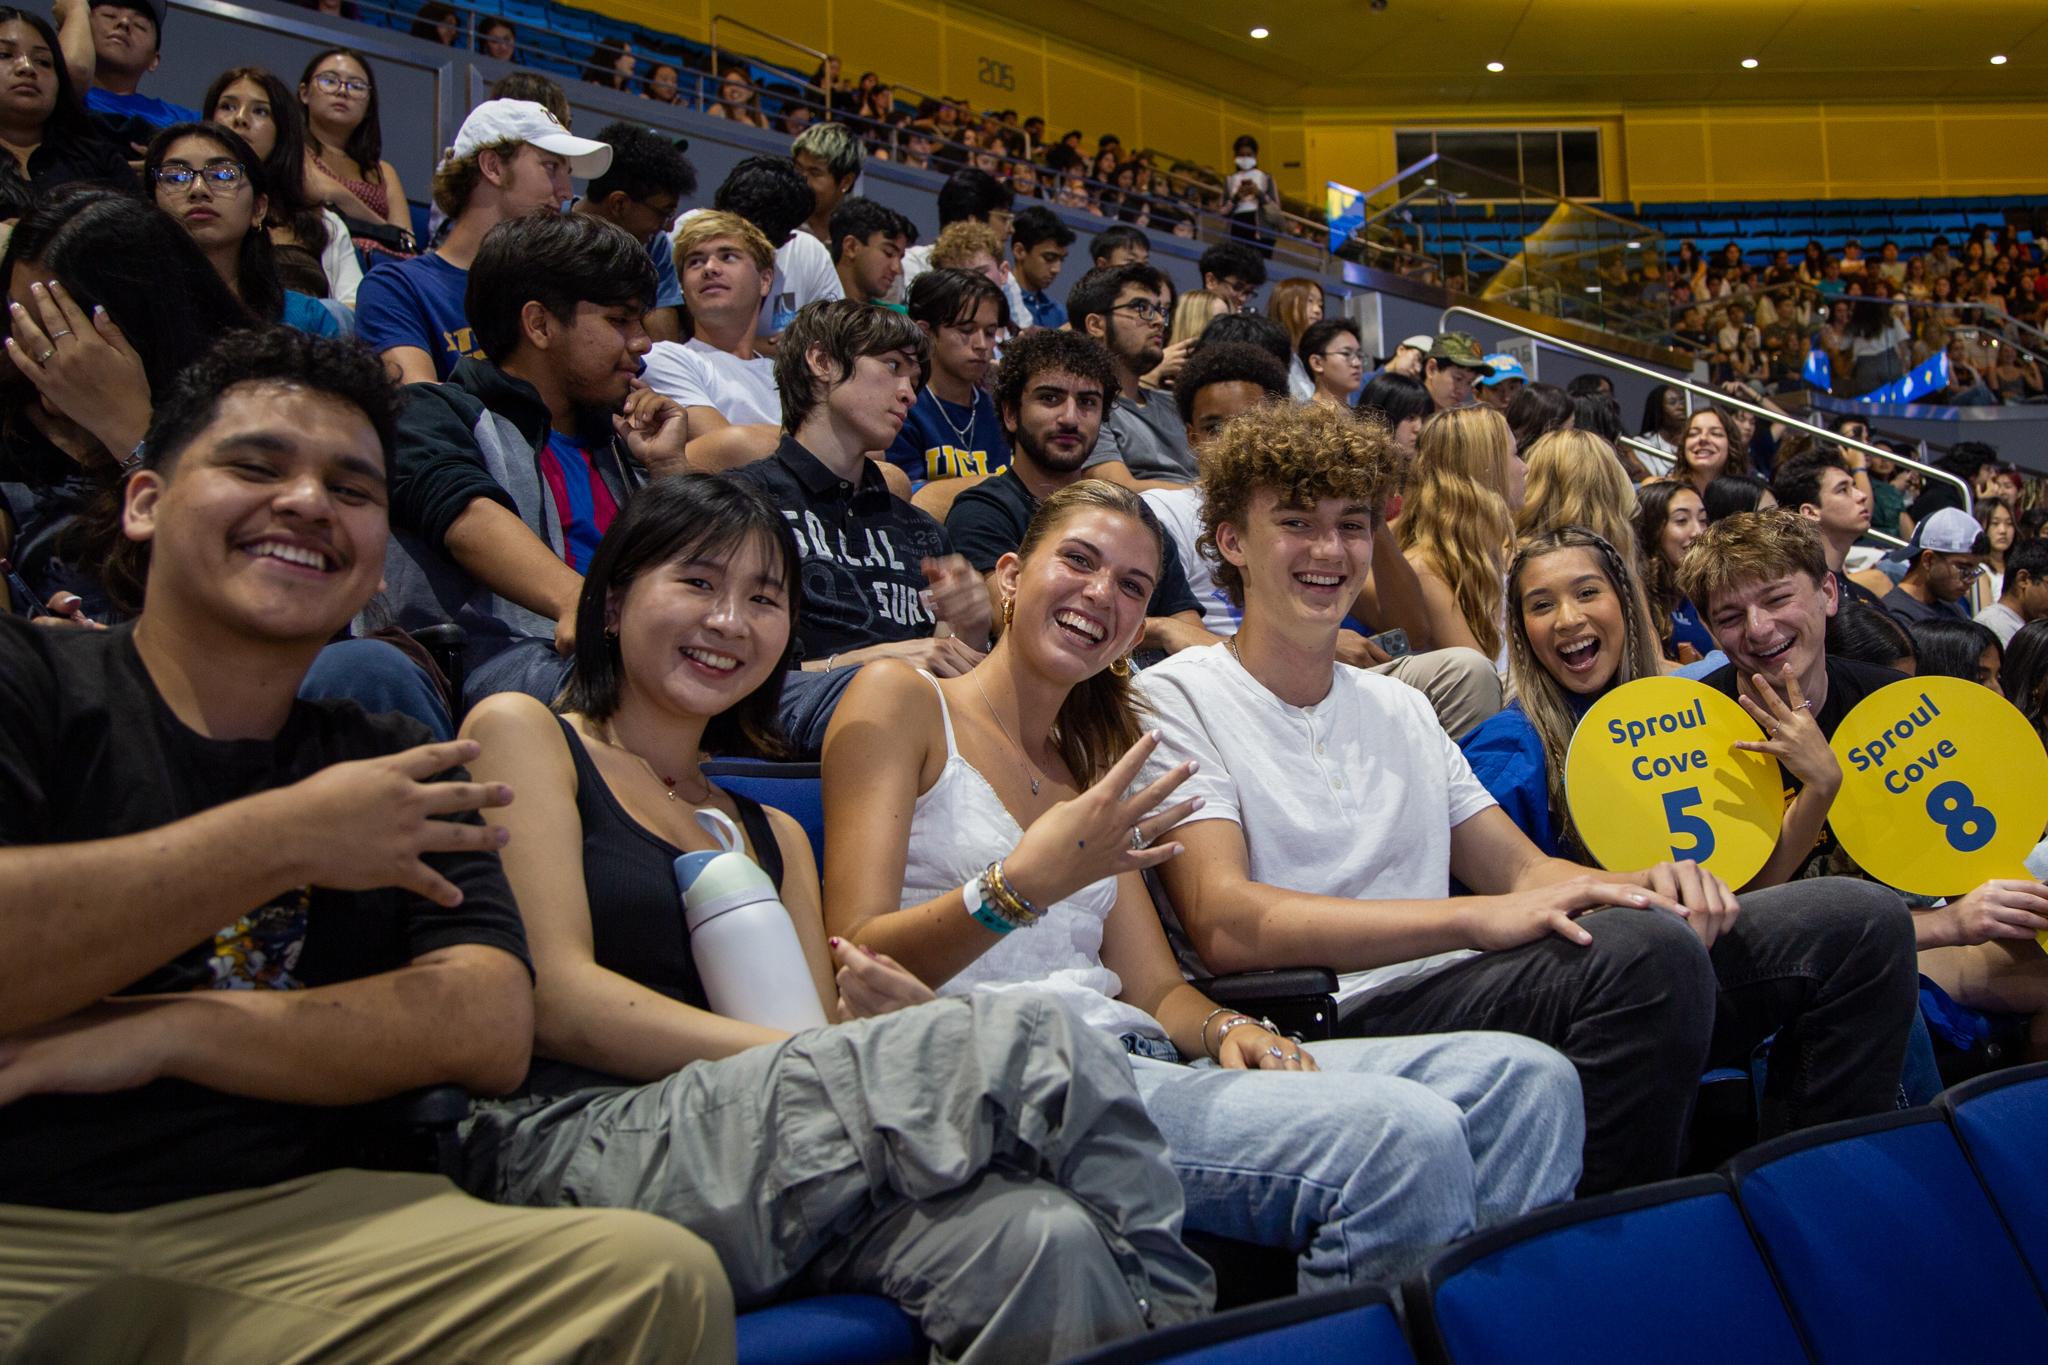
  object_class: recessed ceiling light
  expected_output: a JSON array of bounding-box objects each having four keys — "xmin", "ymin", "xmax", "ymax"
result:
[
  {"xmin": 1486, "ymin": 61, "xmax": 1505, "ymax": 73},
  {"xmin": 1741, "ymin": 58, "xmax": 1759, "ymax": 69},
  {"xmin": 1585, "ymin": 285, "xmax": 1602, "ymax": 293},
  {"xmin": 1990, "ymin": 54, "xmax": 2008, "ymax": 65},
  {"xmin": 1249, "ymin": 26, "xmax": 1269, "ymax": 38},
  {"xmin": 1627, "ymin": 239, "xmax": 1642, "ymax": 248}
]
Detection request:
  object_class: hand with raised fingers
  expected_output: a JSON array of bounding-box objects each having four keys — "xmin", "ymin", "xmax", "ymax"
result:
[{"xmin": 1001, "ymin": 731, "xmax": 1202, "ymax": 908}]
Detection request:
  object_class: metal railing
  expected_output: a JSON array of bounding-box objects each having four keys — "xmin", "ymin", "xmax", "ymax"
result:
[{"xmin": 1440, "ymin": 305, "xmax": 1973, "ymax": 518}]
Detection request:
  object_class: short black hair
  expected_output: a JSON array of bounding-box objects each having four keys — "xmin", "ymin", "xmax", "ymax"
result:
[
  {"xmin": 467, "ymin": 213, "xmax": 658, "ymax": 362},
  {"xmin": 713, "ymin": 155, "xmax": 814, "ymax": 243},
  {"xmin": 907, "ymin": 267, "xmax": 1007, "ymax": 331},
  {"xmin": 992, "ymin": 328, "xmax": 1119, "ymax": 429},
  {"xmin": 1296, "ymin": 316, "xmax": 1359, "ymax": 372},
  {"xmin": 1770, "ymin": 449, "xmax": 1850, "ymax": 512},
  {"xmin": 774, "ymin": 300, "xmax": 929, "ymax": 432},
  {"xmin": 1701, "ymin": 474, "xmax": 1773, "ymax": 523},
  {"xmin": 1097, "ymin": 132, "xmax": 1121, "ymax": 149},
  {"xmin": 1827, "ymin": 601, "xmax": 1915, "ymax": 670},
  {"xmin": 145, "ymin": 326, "xmax": 399, "ymax": 475},
  {"xmin": 826, "ymin": 195, "xmax": 916, "ymax": 261},
  {"xmin": 560, "ymin": 473, "xmax": 799, "ymax": 756},
  {"xmin": 1067, "ymin": 261, "xmax": 1169, "ymax": 330},
  {"xmin": 1356, "ymin": 371, "xmax": 1434, "ymax": 428},
  {"xmin": 1564, "ymin": 373, "xmax": 1614, "ymax": 399},
  {"xmin": 586, "ymin": 122, "xmax": 696, "ymax": 203},
  {"xmin": 1011, "ymin": 204, "xmax": 1074, "ymax": 250},
  {"xmin": 1174, "ymin": 340, "xmax": 1287, "ymax": 426},
  {"xmin": 2006, "ymin": 537, "xmax": 2048, "ymax": 592},
  {"xmin": 1089, "ymin": 223, "xmax": 1149, "ymax": 265},
  {"xmin": 1196, "ymin": 311, "xmax": 1291, "ymax": 369},
  {"xmin": 1200, "ymin": 240, "xmax": 1266, "ymax": 289},
  {"xmin": 935, "ymin": 167, "xmax": 1013, "ymax": 229}
]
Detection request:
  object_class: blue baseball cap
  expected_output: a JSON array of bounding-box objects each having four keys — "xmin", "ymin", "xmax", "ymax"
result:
[{"xmin": 1477, "ymin": 353, "xmax": 1526, "ymax": 387}]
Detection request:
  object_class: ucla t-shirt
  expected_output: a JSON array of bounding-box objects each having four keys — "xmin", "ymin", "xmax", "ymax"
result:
[
  {"xmin": 538, "ymin": 432, "xmax": 618, "ymax": 573},
  {"xmin": 885, "ymin": 388, "xmax": 1009, "ymax": 486},
  {"xmin": 356, "ymin": 252, "xmax": 480, "ymax": 380}
]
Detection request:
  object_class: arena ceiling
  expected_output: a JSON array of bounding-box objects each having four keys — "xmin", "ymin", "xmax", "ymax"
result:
[{"xmin": 969, "ymin": 0, "xmax": 2048, "ymax": 108}]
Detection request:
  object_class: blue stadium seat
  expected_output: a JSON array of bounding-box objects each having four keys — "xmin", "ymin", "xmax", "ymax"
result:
[
  {"xmin": 1403, "ymin": 1175, "xmax": 1806, "ymax": 1365},
  {"xmin": 1937, "ymin": 1061, "xmax": 2048, "ymax": 1289},
  {"xmin": 705, "ymin": 759, "xmax": 825, "ymax": 865},
  {"xmin": 1728, "ymin": 1109, "xmax": 2048, "ymax": 1363},
  {"xmin": 736, "ymin": 1294, "xmax": 920, "ymax": 1365},
  {"xmin": 1065, "ymin": 1284, "xmax": 1415, "ymax": 1364}
]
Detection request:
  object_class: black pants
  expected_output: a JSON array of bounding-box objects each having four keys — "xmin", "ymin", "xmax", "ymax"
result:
[{"xmin": 1337, "ymin": 878, "xmax": 1917, "ymax": 1194}]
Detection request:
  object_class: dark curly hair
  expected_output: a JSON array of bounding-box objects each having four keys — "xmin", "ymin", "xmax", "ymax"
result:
[
  {"xmin": 992, "ymin": 328, "xmax": 1120, "ymax": 427},
  {"xmin": 1174, "ymin": 339, "xmax": 1286, "ymax": 426}
]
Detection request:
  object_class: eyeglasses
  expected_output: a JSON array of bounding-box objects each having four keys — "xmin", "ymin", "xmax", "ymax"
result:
[
  {"xmin": 1111, "ymin": 299, "xmax": 1168, "ymax": 322},
  {"xmin": 1321, "ymin": 348, "xmax": 1363, "ymax": 361},
  {"xmin": 150, "ymin": 162, "xmax": 248, "ymax": 192},
  {"xmin": 311, "ymin": 72, "xmax": 370, "ymax": 96}
]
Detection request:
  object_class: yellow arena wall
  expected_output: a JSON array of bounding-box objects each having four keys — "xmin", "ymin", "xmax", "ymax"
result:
[{"xmin": 582, "ymin": 0, "xmax": 2048, "ymax": 206}]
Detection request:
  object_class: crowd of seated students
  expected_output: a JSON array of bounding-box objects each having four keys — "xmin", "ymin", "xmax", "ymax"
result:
[
  {"xmin": 2, "ymin": 43, "xmax": 2045, "ymax": 1357},
  {"xmin": 1631, "ymin": 227, "xmax": 2047, "ymax": 400}
]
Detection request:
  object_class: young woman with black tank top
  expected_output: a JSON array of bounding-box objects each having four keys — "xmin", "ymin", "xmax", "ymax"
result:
[{"xmin": 451, "ymin": 473, "xmax": 1215, "ymax": 1363}]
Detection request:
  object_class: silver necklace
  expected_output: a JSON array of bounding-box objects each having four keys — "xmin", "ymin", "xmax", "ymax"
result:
[
  {"xmin": 970, "ymin": 672, "xmax": 1043, "ymax": 796},
  {"xmin": 925, "ymin": 384, "xmax": 978, "ymax": 448},
  {"xmin": 602, "ymin": 721, "xmax": 714, "ymax": 804}
]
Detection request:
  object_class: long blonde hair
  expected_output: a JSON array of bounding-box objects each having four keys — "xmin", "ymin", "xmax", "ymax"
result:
[
  {"xmin": 1400, "ymin": 406, "xmax": 1516, "ymax": 658},
  {"xmin": 1168, "ymin": 288, "xmax": 1226, "ymax": 351},
  {"xmin": 1010, "ymin": 480, "xmax": 1158, "ymax": 786},
  {"xmin": 1266, "ymin": 277, "xmax": 1322, "ymax": 349},
  {"xmin": 1515, "ymin": 429, "xmax": 1661, "ymax": 646},
  {"xmin": 1503, "ymin": 528, "xmax": 1664, "ymax": 856}
]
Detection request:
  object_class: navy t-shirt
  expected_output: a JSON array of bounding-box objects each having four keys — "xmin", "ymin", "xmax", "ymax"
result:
[
  {"xmin": 357, "ymin": 252, "xmax": 480, "ymax": 380},
  {"xmin": 885, "ymin": 387, "xmax": 1009, "ymax": 486}
]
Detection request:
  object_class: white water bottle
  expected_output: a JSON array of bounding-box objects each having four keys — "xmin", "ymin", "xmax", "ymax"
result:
[{"xmin": 674, "ymin": 808, "xmax": 828, "ymax": 1032}]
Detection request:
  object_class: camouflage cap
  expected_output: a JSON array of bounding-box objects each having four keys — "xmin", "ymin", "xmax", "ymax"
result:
[{"xmin": 1428, "ymin": 331, "xmax": 1489, "ymax": 370}]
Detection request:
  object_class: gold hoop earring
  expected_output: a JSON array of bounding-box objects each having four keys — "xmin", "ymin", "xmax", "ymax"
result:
[
  {"xmin": 1109, "ymin": 655, "xmax": 1133, "ymax": 678},
  {"xmin": 1000, "ymin": 597, "xmax": 1015, "ymax": 628}
]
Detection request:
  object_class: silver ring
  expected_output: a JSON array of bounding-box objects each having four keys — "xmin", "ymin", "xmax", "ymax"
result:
[
  {"xmin": 1268, "ymin": 1045, "xmax": 1286, "ymax": 1059},
  {"xmin": 46, "ymin": 329, "xmax": 71, "ymax": 340},
  {"xmin": 1129, "ymin": 828, "xmax": 1145, "ymax": 851},
  {"xmin": 32, "ymin": 348, "xmax": 53, "ymax": 365},
  {"xmin": 1793, "ymin": 700, "xmax": 1814, "ymax": 712}
]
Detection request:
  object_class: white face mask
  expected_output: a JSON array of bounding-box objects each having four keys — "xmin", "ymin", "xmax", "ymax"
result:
[{"xmin": 1235, "ymin": 155, "xmax": 1256, "ymax": 170}]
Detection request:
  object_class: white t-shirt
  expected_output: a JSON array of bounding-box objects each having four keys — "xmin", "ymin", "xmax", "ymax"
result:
[
  {"xmin": 1133, "ymin": 644, "xmax": 1496, "ymax": 1004},
  {"xmin": 640, "ymin": 338, "xmax": 780, "ymax": 426},
  {"xmin": 1975, "ymin": 600, "xmax": 2024, "ymax": 647},
  {"xmin": 1141, "ymin": 487, "xmax": 1240, "ymax": 635},
  {"xmin": 768, "ymin": 230, "xmax": 845, "ymax": 333}
]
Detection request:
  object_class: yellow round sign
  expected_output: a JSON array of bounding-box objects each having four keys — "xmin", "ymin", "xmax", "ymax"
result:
[
  {"xmin": 1826, "ymin": 676, "xmax": 2048, "ymax": 898},
  {"xmin": 1564, "ymin": 676, "xmax": 1785, "ymax": 885}
]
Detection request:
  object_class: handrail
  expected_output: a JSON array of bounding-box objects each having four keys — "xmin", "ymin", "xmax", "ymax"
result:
[
  {"xmin": 708, "ymin": 14, "xmax": 829, "ymax": 109},
  {"xmin": 1439, "ymin": 304, "xmax": 1973, "ymax": 516}
]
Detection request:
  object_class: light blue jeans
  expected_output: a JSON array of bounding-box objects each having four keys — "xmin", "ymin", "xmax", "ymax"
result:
[{"xmin": 1127, "ymin": 1031, "xmax": 1583, "ymax": 1291}]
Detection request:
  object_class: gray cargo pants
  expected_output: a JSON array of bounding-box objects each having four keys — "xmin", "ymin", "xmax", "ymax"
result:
[{"xmin": 453, "ymin": 992, "xmax": 1215, "ymax": 1363}]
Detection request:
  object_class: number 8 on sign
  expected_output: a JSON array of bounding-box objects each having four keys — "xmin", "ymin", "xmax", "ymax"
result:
[{"xmin": 1926, "ymin": 781, "xmax": 1995, "ymax": 854}]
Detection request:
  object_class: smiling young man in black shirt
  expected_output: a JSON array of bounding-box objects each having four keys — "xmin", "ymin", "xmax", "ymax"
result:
[
  {"xmin": 735, "ymin": 299, "xmax": 992, "ymax": 753},
  {"xmin": 0, "ymin": 328, "xmax": 727, "ymax": 1359}
]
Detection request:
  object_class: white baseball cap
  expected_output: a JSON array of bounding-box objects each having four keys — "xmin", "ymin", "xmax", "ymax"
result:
[
  {"xmin": 450, "ymin": 99, "xmax": 612, "ymax": 178},
  {"xmin": 1917, "ymin": 506, "xmax": 1984, "ymax": 555}
]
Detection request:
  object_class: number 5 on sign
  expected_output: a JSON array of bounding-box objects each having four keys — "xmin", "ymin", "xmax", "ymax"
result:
[{"xmin": 1565, "ymin": 677, "xmax": 1783, "ymax": 887}]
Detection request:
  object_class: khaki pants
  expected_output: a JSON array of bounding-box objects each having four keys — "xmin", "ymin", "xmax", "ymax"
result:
[
  {"xmin": 0, "ymin": 1170, "xmax": 734, "ymax": 1365},
  {"xmin": 1372, "ymin": 646, "xmax": 1505, "ymax": 739}
]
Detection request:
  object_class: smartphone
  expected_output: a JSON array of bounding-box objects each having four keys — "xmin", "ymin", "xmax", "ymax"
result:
[{"xmin": 1370, "ymin": 628, "xmax": 1411, "ymax": 658}]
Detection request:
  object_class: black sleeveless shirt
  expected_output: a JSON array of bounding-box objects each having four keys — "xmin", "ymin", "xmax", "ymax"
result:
[{"xmin": 522, "ymin": 717, "xmax": 787, "ymax": 1096}]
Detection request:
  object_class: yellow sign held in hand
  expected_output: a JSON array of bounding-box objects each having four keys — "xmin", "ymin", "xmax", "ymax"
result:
[
  {"xmin": 1826, "ymin": 677, "xmax": 2048, "ymax": 903},
  {"xmin": 1565, "ymin": 676, "xmax": 1785, "ymax": 887}
]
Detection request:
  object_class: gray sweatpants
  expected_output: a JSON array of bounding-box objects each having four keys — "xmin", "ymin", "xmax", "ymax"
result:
[{"xmin": 453, "ymin": 993, "xmax": 1215, "ymax": 1364}]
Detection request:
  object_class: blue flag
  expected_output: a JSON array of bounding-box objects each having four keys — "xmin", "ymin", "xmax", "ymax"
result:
[
  {"xmin": 1803, "ymin": 346, "xmax": 1832, "ymax": 390},
  {"xmin": 1858, "ymin": 350, "xmax": 1950, "ymax": 404}
]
